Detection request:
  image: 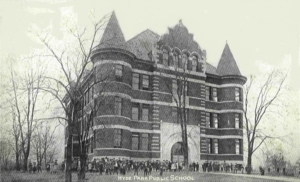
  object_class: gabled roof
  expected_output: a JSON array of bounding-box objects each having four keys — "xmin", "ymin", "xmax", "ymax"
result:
[
  {"xmin": 125, "ymin": 29, "xmax": 160, "ymax": 61},
  {"xmin": 97, "ymin": 11, "xmax": 126, "ymax": 49},
  {"xmin": 216, "ymin": 43, "xmax": 241, "ymax": 76},
  {"xmin": 158, "ymin": 20, "xmax": 203, "ymax": 56},
  {"xmin": 206, "ymin": 63, "xmax": 219, "ymax": 75}
]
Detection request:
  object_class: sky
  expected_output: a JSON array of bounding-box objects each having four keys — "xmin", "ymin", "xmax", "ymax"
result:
[
  {"xmin": 0, "ymin": 0, "xmax": 299, "ymax": 166},
  {"xmin": 1, "ymin": 0, "xmax": 300, "ymax": 92}
]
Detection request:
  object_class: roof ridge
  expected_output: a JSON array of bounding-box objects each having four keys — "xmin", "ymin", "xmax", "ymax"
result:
[{"xmin": 126, "ymin": 29, "xmax": 159, "ymax": 43}]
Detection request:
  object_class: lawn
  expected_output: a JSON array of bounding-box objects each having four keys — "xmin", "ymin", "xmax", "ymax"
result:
[{"xmin": 0, "ymin": 170, "xmax": 294, "ymax": 182}]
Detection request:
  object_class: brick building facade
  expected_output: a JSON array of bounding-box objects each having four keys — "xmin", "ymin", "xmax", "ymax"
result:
[{"xmin": 67, "ymin": 12, "xmax": 247, "ymax": 165}]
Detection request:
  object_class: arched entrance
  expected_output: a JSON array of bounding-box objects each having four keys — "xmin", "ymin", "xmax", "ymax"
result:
[{"xmin": 171, "ymin": 142, "xmax": 184, "ymax": 163}]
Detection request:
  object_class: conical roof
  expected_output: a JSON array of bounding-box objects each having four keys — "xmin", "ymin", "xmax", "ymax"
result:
[
  {"xmin": 98, "ymin": 11, "xmax": 126, "ymax": 49},
  {"xmin": 216, "ymin": 43, "xmax": 241, "ymax": 76}
]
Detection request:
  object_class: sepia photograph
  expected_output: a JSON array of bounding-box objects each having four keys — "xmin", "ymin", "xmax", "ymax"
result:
[{"xmin": 0, "ymin": 0, "xmax": 299, "ymax": 181}]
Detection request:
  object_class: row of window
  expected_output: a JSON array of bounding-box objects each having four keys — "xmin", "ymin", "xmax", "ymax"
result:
[
  {"xmin": 207, "ymin": 139, "xmax": 241, "ymax": 155},
  {"xmin": 83, "ymin": 84, "xmax": 94, "ymax": 107},
  {"xmin": 161, "ymin": 49, "xmax": 204, "ymax": 72},
  {"xmin": 206, "ymin": 113, "xmax": 241, "ymax": 129},
  {"xmin": 132, "ymin": 73, "xmax": 149, "ymax": 90},
  {"xmin": 131, "ymin": 133, "xmax": 150, "ymax": 151},
  {"xmin": 86, "ymin": 131, "xmax": 96, "ymax": 153},
  {"xmin": 113, "ymin": 129, "xmax": 151, "ymax": 151},
  {"xmin": 82, "ymin": 65, "xmax": 242, "ymax": 108},
  {"xmin": 114, "ymin": 65, "xmax": 242, "ymax": 103},
  {"xmin": 114, "ymin": 129, "xmax": 242, "ymax": 154},
  {"xmin": 132, "ymin": 103, "xmax": 150, "ymax": 121},
  {"xmin": 113, "ymin": 98, "xmax": 151, "ymax": 121},
  {"xmin": 206, "ymin": 86, "xmax": 242, "ymax": 102},
  {"xmin": 114, "ymin": 97, "xmax": 242, "ymax": 127}
]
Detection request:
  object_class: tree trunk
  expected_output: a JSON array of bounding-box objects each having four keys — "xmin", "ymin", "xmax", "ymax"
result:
[
  {"xmin": 181, "ymin": 120, "xmax": 189, "ymax": 171},
  {"xmin": 44, "ymin": 152, "xmax": 47, "ymax": 169},
  {"xmin": 183, "ymin": 124, "xmax": 189, "ymax": 171},
  {"xmin": 15, "ymin": 152, "xmax": 20, "ymax": 171},
  {"xmin": 78, "ymin": 154, "xmax": 86, "ymax": 181},
  {"xmin": 65, "ymin": 134, "xmax": 72, "ymax": 182},
  {"xmin": 23, "ymin": 157, "xmax": 28, "ymax": 172},
  {"xmin": 247, "ymin": 151, "xmax": 252, "ymax": 174}
]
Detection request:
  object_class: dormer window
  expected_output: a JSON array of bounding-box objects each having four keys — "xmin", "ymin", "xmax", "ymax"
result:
[
  {"xmin": 163, "ymin": 49, "xmax": 169, "ymax": 66},
  {"xmin": 173, "ymin": 53, "xmax": 179, "ymax": 68},
  {"xmin": 192, "ymin": 56, "xmax": 197, "ymax": 72},
  {"xmin": 181, "ymin": 54, "xmax": 188, "ymax": 69}
]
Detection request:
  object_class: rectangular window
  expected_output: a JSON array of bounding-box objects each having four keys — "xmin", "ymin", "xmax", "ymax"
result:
[
  {"xmin": 115, "ymin": 97, "xmax": 122, "ymax": 116},
  {"xmin": 142, "ymin": 105, "xmax": 149, "ymax": 121},
  {"xmin": 141, "ymin": 133, "xmax": 149, "ymax": 150},
  {"xmin": 91, "ymin": 85, "xmax": 94, "ymax": 101},
  {"xmin": 132, "ymin": 73, "xmax": 139, "ymax": 90},
  {"xmin": 213, "ymin": 114, "xmax": 218, "ymax": 128},
  {"xmin": 172, "ymin": 107, "xmax": 177, "ymax": 123},
  {"xmin": 214, "ymin": 139, "xmax": 218, "ymax": 154},
  {"xmin": 142, "ymin": 75, "xmax": 149, "ymax": 90},
  {"xmin": 212, "ymin": 88, "xmax": 218, "ymax": 102},
  {"xmin": 132, "ymin": 133, "xmax": 139, "ymax": 150},
  {"xmin": 235, "ymin": 139, "xmax": 240, "ymax": 154},
  {"xmin": 132, "ymin": 104, "xmax": 139, "ymax": 121},
  {"xmin": 115, "ymin": 65, "xmax": 123, "ymax": 77},
  {"xmin": 206, "ymin": 86, "xmax": 210, "ymax": 101},
  {"xmin": 207, "ymin": 139, "xmax": 212, "ymax": 154},
  {"xmin": 172, "ymin": 79, "xmax": 178, "ymax": 96},
  {"xmin": 235, "ymin": 88, "xmax": 240, "ymax": 101},
  {"xmin": 91, "ymin": 137, "xmax": 94, "ymax": 153},
  {"xmin": 114, "ymin": 129, "xmax": 122, "ymax": 148},
  {"xmin": 235, "ymin": 114, "xmax": 240, "ymax": 129},
  {"xmin": 206, "ymin": 113, "xmax": 210, "ymax": 127},
  {"xmin": 93, "ymin": 131, "xmax": 96, "ymax": 149}
]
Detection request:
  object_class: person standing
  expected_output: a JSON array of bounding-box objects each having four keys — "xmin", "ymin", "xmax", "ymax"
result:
[
  {"xmin": 99, "ymin": 160, "xmax": 104, "ymax": 175},
  {"xmin": 46, "ymin": 162, "xmax": 50, "ymax": 172},
  {"xmin": 159, "ymin": 161, "xmax": 164, "ymax": 176},
  {"xmin": 28, "ymin": 162, "xmax": 32, "ymax": 173},
  {"xmin": 37, "ymin": 163, "xmax": 42, "ymax": 173},
  {"xmin": 61, "ymin": 161, "xmax": 65, "ymax": 172},
  {"xmin": 133, "ymin": 162, "xmax": 139, "ymax": 176}
]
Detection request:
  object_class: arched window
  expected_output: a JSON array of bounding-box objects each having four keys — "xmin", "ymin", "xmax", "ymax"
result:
[
  {"xmin": 192, "ymin": 55, "xmax": 197, "ymax": 72},
  {"xmin": 163, "ymin": 49, "xmax": 169, "ymax": 66},
  {"xmin": 173, "ymin": 53, "xmax": 179, "ymax": 68},
  {"xmin": 181, "ymin": 54, "xmax": 188, "ymax": 69}
]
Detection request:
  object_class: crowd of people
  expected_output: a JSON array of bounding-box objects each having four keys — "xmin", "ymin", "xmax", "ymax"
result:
[
  {"xmin": 74, "ymin": 157, "xmax": 242, "ymax": 176},
  {"xmin": 26, "ymin": 157, "xmax": 243, "ymax": 176},
  {"xmin": 79, "ymin": 158, "xmax": 202, "ymax": 177},
  {"xmin": 27, "ymin": 160, "xmax": 64, "ymax": 174}
]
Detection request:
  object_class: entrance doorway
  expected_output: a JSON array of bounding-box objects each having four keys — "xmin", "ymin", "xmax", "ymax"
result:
[{"xmin": 171, "ymin": 142, "xmax": 184, "ymax": 163}]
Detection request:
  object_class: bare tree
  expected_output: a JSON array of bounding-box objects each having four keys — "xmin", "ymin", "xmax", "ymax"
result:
[
  {"xmin": 11, "ymin": 105, "xmax": 22, "ymax": 171},
  {"xmin": 31, "ymin": 123, "xmax": 58, "ymax": 167},
  {"xmin": 8, "ymin": 62, "xmax": 45, "ymax": 171},
  {"xmin": 244, "ymin": 70, "xmax": 287, "ymax": 174},
  {"xmin": 0, "ymin": 139, "xmax": 13, "ymax": 170},
  {"xmin": 30, "ymin": 12, "xmax": 113, "ymax": 182}
]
